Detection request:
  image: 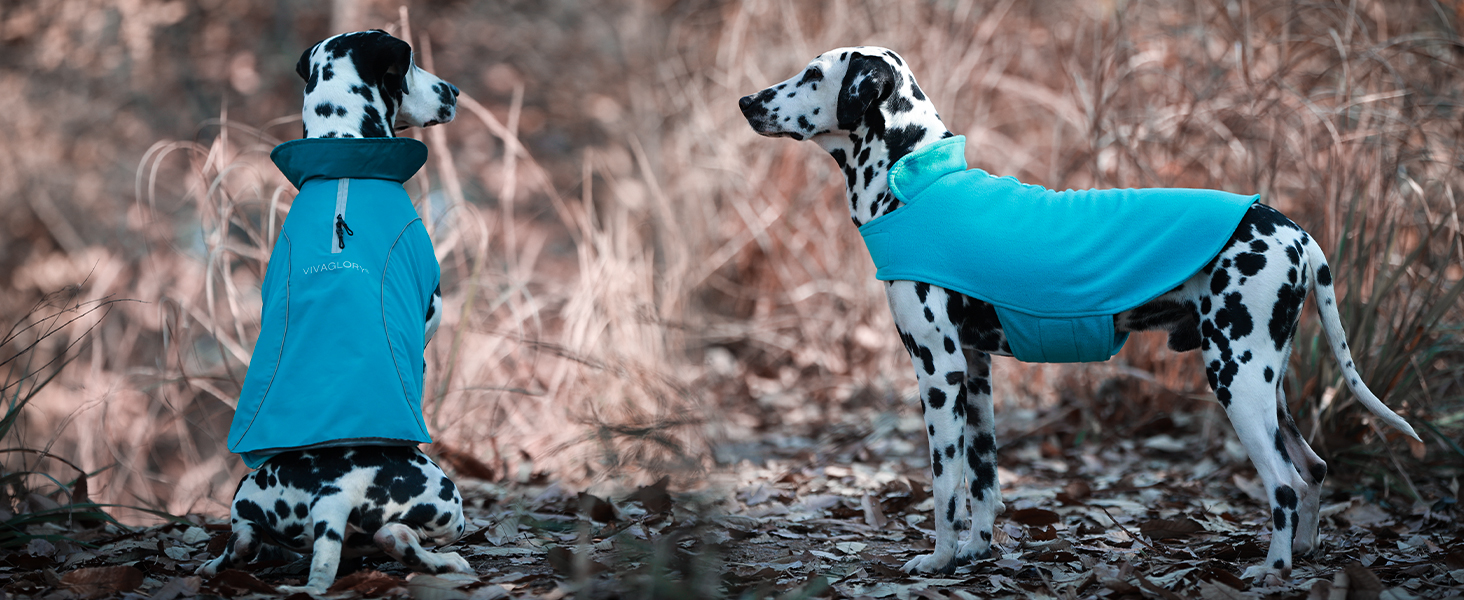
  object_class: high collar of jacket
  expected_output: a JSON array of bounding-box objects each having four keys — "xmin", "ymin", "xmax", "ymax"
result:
[
  {"xmin": 887, "ymin": 135, "xmax": 967, "ymax": 203},
  {"xmin": 271, "ymin": 137, "xmax": 429, "ymax": 190}
]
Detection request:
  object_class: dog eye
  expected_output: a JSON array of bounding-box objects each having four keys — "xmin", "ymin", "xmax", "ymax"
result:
[{"xmin": 797, "ymin": 67, "xmax": 825, "ymax": 87}]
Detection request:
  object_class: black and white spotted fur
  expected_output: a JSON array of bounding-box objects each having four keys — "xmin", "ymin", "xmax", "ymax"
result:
[
  {"xmin": 296, "ymin": 29, "xmax": 459, "ymax": 139},
  {"xmin": 196, "ymin": 31, "xmax": 466, "ymax": 594},
  {"xmin": 197, "ymin": 447, "xmax": 469, "ymax": 594},
  {"xmin": 740, "ymin": 46, "xmax": 1420, "ymax": 580}
]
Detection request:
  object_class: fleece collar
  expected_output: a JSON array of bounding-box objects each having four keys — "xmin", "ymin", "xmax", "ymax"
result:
[
  {"xmin": 887, "ymin": 135, "xmax": 968, "ymax": 203},
  {"xmin": 271, "ymin": 137, "xmax": 429, "ymax": 189}
]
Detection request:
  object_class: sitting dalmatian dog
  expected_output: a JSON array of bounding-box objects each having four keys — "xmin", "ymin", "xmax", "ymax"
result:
[
  {"xmin": 739, "ymin": 47, "xmax": 1420, "ymax": 580},
  {"xmin": 197, "ymin": 30, "xmax": 468, "ymax": 594}
]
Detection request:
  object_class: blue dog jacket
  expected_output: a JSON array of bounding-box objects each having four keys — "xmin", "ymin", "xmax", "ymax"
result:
[
  {"xmin": 858, "ymin": 136, "xmax": 1256, "ymax": 362},
  {"xmin": 228, "ymin": 138, "xmax": 440, "ymax": 468}
]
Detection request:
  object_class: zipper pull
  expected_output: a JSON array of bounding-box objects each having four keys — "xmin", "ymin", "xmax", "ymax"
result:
[{"xmin": 335, "ymin": 214, "xmax": 354, "ymax": 249}]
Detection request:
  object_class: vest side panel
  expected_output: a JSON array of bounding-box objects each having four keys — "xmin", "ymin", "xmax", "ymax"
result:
[
  {"xmin": 229, "ymin": 232, "xmax": 292, "ymax": 451},
  {"xmin": 379, "ymin": 215, "xmax": 438, "ymax": 443},
  {"xmin": 995, "ymin": 309, "xmax": 1127, "ymax": 363}
]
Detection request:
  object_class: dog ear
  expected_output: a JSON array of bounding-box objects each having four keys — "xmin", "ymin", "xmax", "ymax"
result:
[
  {"xmin": 837, "ymin": 53, "xmax": 897, "ymax": 130},
  {"xmin": 371, "ymin": 35, "xmax": 414, "ymax": 95},
  {"xmin": 295, "ymin": 45, "xmax": 314, "ymax": 82}
]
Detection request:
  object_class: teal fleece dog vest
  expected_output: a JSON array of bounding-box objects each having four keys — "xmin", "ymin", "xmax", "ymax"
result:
[
  {"xmin": 858, "ymin": 136, "xmax": 1256, "ymax": 363},
  {"xmin": 228, "ymin": 138, "xmax": 440, "ymax": 468}
]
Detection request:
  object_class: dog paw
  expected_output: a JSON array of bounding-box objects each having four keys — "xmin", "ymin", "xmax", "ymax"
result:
[
  {"xmin": 955, "ymin": 541, "xmax": 991, "ymax": 564},
  {"xmin": 195, "ymin": 559, "xmax": 221, "ymax": 577},
  {"xmin": 1241, "ymin": 564, "xmax": 1288, "ymax": 587},
  {"xmin": 1293, "ymin": 539, "xmax": 1319, "ymax": 558},
  {"xmin": 901, "ymin": 552, "xmax": 957, "ymax": 575},
  {"xmin": 276, "ymin": 584, "xmax": 326, "ymax": 596},
  {"xmin": 434, "ymin": 551, "xmax": 473, "ymax": 575}
]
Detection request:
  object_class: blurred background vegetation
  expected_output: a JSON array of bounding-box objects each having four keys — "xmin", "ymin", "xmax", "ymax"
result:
[{"xmin": 0, "ymin": 0, "xmax": 1460, "ymax": 525}]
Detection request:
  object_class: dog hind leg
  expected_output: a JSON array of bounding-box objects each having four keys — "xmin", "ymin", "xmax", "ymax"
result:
[
  {"xmin": 1267, "ymin": 311, "xmax": 1328, "ymax": 557},
  {"xmin": 1274, "ymin": 390, "xmax": 1327, "ymax": 556},
  {"xmin": 276, "ymin": 500, "xmax": 351, "ymax": 595},
  {"xmin": 374, "ymin": 522, "xmax": 473, "ymax": 575},
  {"xmin": 1220, "ymin": 374, "xmax": 1309, "ymax": 582},
  {"xmin": 1201, "ymin": 218, "xmax": 1326, "ymax": 581},
  {"xmin": 1204, "ymin": 300, "xmax": 1309, "ymax": 579},
  {"xmin": 197, "ymin": 522, "xmax": 264, "ymax": 576}
]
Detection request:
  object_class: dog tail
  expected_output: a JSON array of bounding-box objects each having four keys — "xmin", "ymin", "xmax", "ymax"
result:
[{"xmin": 1304, "ymin": 236, "xmax": 1420, "ymax": 441}]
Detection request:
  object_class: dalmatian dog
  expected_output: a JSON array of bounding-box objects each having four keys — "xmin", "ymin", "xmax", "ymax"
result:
[
  {"xmin": 197, "ymin": 447, "xmax": 470, "ymax": 594},
  {"xmin": 196, "ymin": 31, "xmax": 466, "ymax": 594},
  {"xmin": 739, "ymin": 46, "xmax": 1420, "ymax": 580}
]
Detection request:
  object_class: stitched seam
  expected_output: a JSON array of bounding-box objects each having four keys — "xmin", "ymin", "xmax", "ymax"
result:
[{"xmin": 382, "ymin": 218, "xmax": 431, "ymax": 436}]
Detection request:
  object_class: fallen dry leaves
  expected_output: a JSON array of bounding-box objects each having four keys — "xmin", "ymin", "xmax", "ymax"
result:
[{"xmin": 3, "ymin": 405, "xmax": 1462, "ymax": 599}]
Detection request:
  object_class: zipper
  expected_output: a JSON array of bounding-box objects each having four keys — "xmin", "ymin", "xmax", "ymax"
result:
[{"xmin": 332, "ymin": 179, "xmax": 352, "ymax": 253}]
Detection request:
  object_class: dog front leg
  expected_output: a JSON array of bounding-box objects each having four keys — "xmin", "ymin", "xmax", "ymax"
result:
[
  {"xmin": 957, "ymin": 348, "xmax": 1000, "ymax": 563},
  {"xmin": 888, "ymin": 282, "xmax": 969, "ymax": 574}
]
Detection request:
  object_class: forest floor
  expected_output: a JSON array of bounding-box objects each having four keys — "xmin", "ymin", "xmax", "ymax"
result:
[{"xmin": 5, "ymin": 401, "xmax": 1462, "ymax": 600}]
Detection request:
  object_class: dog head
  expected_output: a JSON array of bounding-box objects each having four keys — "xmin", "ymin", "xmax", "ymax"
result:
[
  {"xmin": 740, "ymin": 47, "xmax": 951, "ymax": 225},
  {"xmin": 739, "ymin": 46, "xmax": 943, "ymax": 157},
  {"xmin": 295, "ymin": 30, "xmax": 459, "ymax": 138}
]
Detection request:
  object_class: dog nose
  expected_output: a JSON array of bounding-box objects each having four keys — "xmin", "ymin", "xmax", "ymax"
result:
[
  {"xmin": 449, "ymin": 83, "xmax": 460, "ymax": 98},
  {"xmin": 738, "ymin": 95, "xmax": 755, "ymax": 111}
]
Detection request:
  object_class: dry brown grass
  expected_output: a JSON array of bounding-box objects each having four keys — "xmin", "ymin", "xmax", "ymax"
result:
[{"xmin": 1, "ymin": 0, "xmax": 1461, "ymax": 523}]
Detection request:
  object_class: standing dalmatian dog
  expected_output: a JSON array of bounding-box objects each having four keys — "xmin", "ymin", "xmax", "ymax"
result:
[
  {"xmin": 739, "ymin": 47, "xmax": 1419, "ymax": 580},
  {"xmin": 198, "ymin": 30, "xmax": 467, "ymax": 595}
]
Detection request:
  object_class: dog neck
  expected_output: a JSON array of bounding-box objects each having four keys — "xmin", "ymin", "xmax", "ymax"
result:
[
  {"xmin": 301, "ymin": 83, "xmax": 397, "ymax": 139},
  {"xmin": 814, "ymin": 112, "xmax": 952, "ymax": 228}
]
